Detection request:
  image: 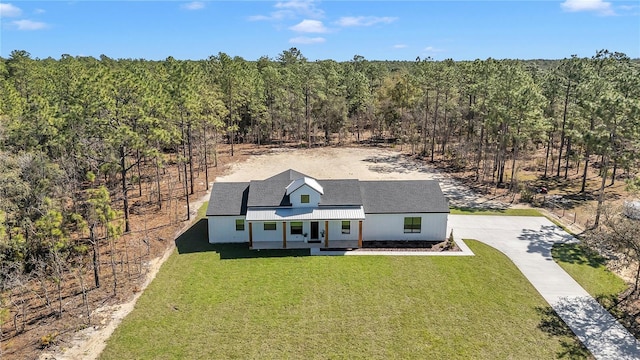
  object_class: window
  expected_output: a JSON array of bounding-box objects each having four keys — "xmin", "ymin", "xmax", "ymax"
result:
[
  {"xmin": 403, "ymin": 217, "xmax": 421, "ymax": 233},
  {"xmin": 301, "ymin": 194, "xmax": 310, "ymax": 203},
  {"xmin": 341, "ymin": 221, "xmax": 351, "ymax": 234},
  {"xmin": 290, "ymin": 222, "xmax": 303, "ymax": 235},
  {"xmin": 264, "ymin": 222, "xmax": 276, "ymax": 231},
  {"xmin": 235, "ymin": 219, "xmax": 245, "ymax": 231}
]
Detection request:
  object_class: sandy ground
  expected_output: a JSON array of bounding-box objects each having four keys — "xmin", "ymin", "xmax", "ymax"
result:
[
  {"xmin": 220, "ymin": 146, "xmax": 508, "ymax": 209},
  {"xmin": 53, "ymin": 146, "xmax": 506, "ymax": 360}
]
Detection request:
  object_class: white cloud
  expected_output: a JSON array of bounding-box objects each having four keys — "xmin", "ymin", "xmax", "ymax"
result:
[
  {"xmin": 561, "ymin": 0, "xmax": 614, "ymax": 15},
  {"xmin": 393, "ymin": 44, "xmax": 408, "ymax": 49},
  {"xmin": 34, "ymin": 8, "xmax": 45, "ymax": 14},
  {"xmin": 423, "ymin": 46, "xmax": 443, "ymax": 53},
  {"xmin": 289, "ymin": 36, "xmax": 325, "ymax": 44},
  {"xmin": 289, "ymin": 19, "xmax": 327, "ymax": 33},
  {"xmin": 618, "ymin": 4, "xmax": 638, "ymax": 11},
  {"xmin": 0, "ymin": 3, "xmax": 22, "ymax": 17},
  {"xmin": 182, "ymin": 1, "xmax": 205, "ymax": 10},
  {"xmin": 336, "ymin": 16, "xmax": 397, "ymax": 27},
  {"xmin": 275, "ymin": 0, "xmax": 323, "ymax": 18},
  {"xmin": 249, "ymin": 0, "xmax": 323, "ymax": 22},
  {"xmin": 12, "ymin": 19, "xmax": 48, "ymax": 30}
]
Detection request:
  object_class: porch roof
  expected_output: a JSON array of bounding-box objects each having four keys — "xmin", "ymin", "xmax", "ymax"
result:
[{"xmin": 245, "ymin": 206, "xmax": 365, "ymax": 221}]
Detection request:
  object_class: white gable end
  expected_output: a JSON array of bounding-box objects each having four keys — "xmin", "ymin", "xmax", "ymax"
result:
[
  {"xmin": 286, "ymin": 177, "xmax": 324, "ymax": 195},
  {"xmin": 289, "ymin": 184, "xmax": 322, "ymax": 207}
]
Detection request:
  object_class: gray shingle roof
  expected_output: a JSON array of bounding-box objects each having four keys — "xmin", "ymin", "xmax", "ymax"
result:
[
  {"xmin": 207, "ymin": 169, "xmax": 449, "ymax": 216},
  {"xmin": 247, "ymin": 169, "xmax": 306, "ymax": 207},
  {"xmin": 359, "ymin": 180, "xmax": 449, "ymax": 213},
  {"xmin": 206, "ymin": 182, "xmax": 249, "ymax": 216},
  {"xmin": 317, "ymin": 180, "xmax": 362, "ymax": 206}
]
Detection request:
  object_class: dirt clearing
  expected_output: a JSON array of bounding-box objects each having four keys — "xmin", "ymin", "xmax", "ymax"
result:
[{"xmin": 219, "ymin": 146, "xmax": 508, "ymax": 209}]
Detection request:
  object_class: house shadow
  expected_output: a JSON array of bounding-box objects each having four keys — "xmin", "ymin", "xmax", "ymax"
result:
[{"xmin": 175, "ymin": 219, "xmax": 310, "ymax": 259}]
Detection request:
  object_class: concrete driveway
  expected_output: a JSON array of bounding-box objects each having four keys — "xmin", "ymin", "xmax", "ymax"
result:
[{"xmin": 448, "ymin": 215, "xmax": 640, "ymax": 360}]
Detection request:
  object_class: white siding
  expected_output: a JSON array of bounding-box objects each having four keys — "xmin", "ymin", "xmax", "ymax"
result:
[
  {"xmin": 289, "ymin": 184, "xmax": 321, "ymax": 207},
  {"xmin": 208, "ymin": 216, "xmax": 248, "ymax": 243},
  {"xmin": 251, "ymin": 221, "xmax": 283, "ymax": 243},
  {"xmin": 327, "ymin": 220, "xmax": 359, "ymax": 241},
  {"xmin": 285, "ymin": 221, "xmax": 309, "ymax": 243},
  {"xmin": 362, "ymin": 213, "xmax": 447, "ymax": 241}
]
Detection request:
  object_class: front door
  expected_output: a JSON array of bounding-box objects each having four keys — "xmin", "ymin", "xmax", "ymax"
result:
[{"xmin": 310, "ymin": 221, "xmax": 319, "ymax": 241}]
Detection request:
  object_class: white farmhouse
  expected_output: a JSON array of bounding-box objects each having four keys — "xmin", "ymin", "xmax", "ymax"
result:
[{"xmin": 206, "ymin": 169, "xmax": 449, "ymax": 249}]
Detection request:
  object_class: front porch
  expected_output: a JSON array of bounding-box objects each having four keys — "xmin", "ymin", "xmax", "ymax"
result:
[
  {"xmin": 247, "ymin": 218, "xmax": 363, "ymax": 250},
  {"xmin": 252, "ymin": 240, "xmax": 360, "ymax": 250}
]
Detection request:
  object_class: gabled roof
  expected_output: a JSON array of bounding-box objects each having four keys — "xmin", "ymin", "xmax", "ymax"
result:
[
  {"xmin": 317, "ymin": 179, "xmax": 362, "ymax": 206},
  {"xmin": 359, "ymin": 180, "xmax": 449, "ymax": 213},
  {"xmin": 286, "ymin": 177, "xmax": 324, "ymax": 195},
  {"xmin": 247, "ymin": 169, "xmax": 307, "ymax": 207},
  {"xmin": 208, "ymin": 169, "xmax": 449, "ymax": 216},
  {"xmin": 206, "ymin": 182, "xmax": 249, "ymax": 216}
]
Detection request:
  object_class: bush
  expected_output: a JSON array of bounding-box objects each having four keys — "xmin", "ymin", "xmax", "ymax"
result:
[
  {"xmin": 520, "ymin": 188, "xmax": 534, "ymax": 203},
  {"xmin": 39, "ymin": 331, "xmax": 59, "ymax": 348}
]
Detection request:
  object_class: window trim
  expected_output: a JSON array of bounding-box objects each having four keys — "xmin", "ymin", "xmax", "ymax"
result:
[
  {"xmin": 301, "ymin": 194, "xmax": 310, "ymax": 204},
  {"xmin": 403, "ymin": 217, "xmax": 421, "ymax": 233},
  {"xmin": 341, "ymin": 220, "xmax": 351, "ymax": 234},
  {"xmin": 290, "ymin": 221, "xmax": 303, "ymax": 235},
  {"xmin": 235, "ymin": 219, "xmax": 245, "ymax": 231},
  {"xmin": 264, "ymin": 222, "xmax": 276, "ymax": 231}
]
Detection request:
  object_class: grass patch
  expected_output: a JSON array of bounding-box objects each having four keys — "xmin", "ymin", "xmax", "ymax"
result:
[
  {"xmin": 196, "ymin": 201, "xmax": 208, "ymax": 220},
  {"xmin": 101, "ymin": 218, "xmax": 586, "ymax": 359},
  {"xmin": 450, "ymin": 207, "xmax": 544, "ymax": 216},
  {"xmin": 552, "ymin": 243, "xmax": 627, "ymax": 300}
]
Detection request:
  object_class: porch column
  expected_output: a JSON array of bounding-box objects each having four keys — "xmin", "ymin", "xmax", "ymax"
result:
[
  {"xmin": 324, "ymin": 221, "xmax": 329, "ymax": 248},
  {"xmin": 358, "ymin": 220, "xmax": 363, "ymax": 247},
  {"xmin": 282, "ymin": 221, "xmax": 287, "ymax": 249},
  {"xmin": 248, "ymin": 222, "xmax": 253, "ymax": 248}
]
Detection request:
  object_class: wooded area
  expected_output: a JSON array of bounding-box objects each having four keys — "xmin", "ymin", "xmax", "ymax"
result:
[{"xmin": 0, "ymin": 48, "xmax": 639, "ymax": 357}]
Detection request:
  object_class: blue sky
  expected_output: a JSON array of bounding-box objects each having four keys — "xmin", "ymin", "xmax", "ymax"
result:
[{"xmin": 1, "ymin": 1, "xmax": 638, "ymax": 61}]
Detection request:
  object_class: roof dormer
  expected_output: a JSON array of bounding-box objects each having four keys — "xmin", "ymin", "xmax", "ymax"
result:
[
  {"xmin": 286, "ymin": 177, "xmax": 324, "ymax": 195},
  {"xmin": 286, "ymin": 177, "xmax": 323, "ymax": 207}
]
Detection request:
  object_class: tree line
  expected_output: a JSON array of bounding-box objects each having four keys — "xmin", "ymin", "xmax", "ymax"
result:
[{"xmin": 0, "ymin": 48, "xmax": 639, "ymax": 353}]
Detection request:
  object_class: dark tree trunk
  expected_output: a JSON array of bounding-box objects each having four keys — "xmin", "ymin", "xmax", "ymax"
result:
[
  {"xmin": 187, "ymin": 121, "xmax": 194, "ymax": 195},
  {"xmin": 90, "ymin": 224, "xmax": 100, "ymax": 288},
  {"xmin": 544, "ymin": 132, "xmax": 552, "ymax": 178},
  {"xmin": 203, "ymin": 124, "xmax": 209, "ymax": 190},
  {"xmin": 119, "ymin": 145, "xmax": 131, "ymax": 233},
  {"xmin": 557, "ymin": 80, "xmax": 571, "ymax": 177},
  {"xmin": 431, "ymin": 91, "xmax": 439, "ymax": 162}
]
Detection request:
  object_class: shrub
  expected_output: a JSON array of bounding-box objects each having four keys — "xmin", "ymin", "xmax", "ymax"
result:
[{"xmin": 39, "ymin": 331, "xmax": 59, "ymax": 348}]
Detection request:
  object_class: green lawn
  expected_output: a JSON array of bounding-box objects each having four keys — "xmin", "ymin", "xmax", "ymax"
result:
[
  {"xmin": 552, "ymin": 243, "xmax": 628, "ymax": 302},
  {"xmin": 100, "ymin": 211, "xmax": 586, "ymax": 359},
  {"xmin": 450, "ymin": 207, "xmax": 544, "ymax": 216}
]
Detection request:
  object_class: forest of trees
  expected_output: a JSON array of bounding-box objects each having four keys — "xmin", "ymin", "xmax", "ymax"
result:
[{"xmin": 0, "ymin": 48, "xmax": 639, "ymax": 355}]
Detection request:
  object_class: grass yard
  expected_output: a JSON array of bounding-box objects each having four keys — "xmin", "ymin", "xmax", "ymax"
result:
[
  {"xmin": 100, "ymin": 214, "xmax": 585, "ymax": 359},
  {"xmin": 552, "ymin": 243, "xmax": 628, "ymax": 301},
  {"xmin": 450, "ymin": 207, "xmax": 544, "ymax": 216}
]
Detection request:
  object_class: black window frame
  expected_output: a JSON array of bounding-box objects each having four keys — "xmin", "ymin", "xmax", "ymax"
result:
[
  {"xmin": 290, "ymin": 221, "xmax": 303, "ymax": 235},
  {"xmin": 341, "ymin": 221, "xmax": 351, "ymax": 234},
  {"xmin": 301, "ymin": 194, "xmax": 310, "ymax": 203},
  {"xmin": 264, "ymin": 222, "xmax": 276, "ymax": 231},
  {"xmin": 235, "ymin": 219, "xmax": 245, "ymax": 231},
  {"xmin": 403, "ymin": 217, "xmax": 421, "ymax": 233}
]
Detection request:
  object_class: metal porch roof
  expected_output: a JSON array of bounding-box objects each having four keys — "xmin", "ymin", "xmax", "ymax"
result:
[{"xmin": 245, "ymin": 206, "xmax": 365, "ymax": 221}]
